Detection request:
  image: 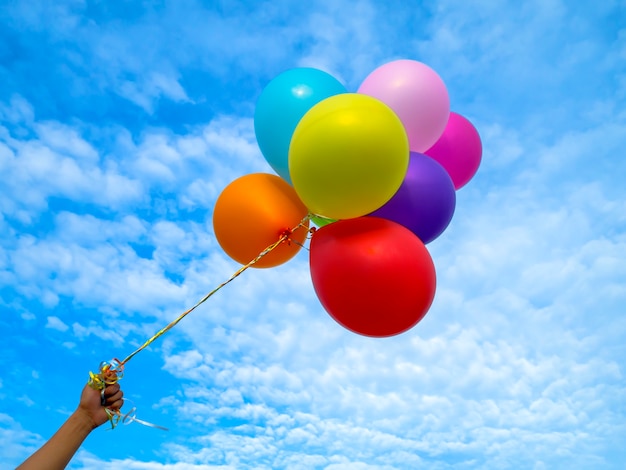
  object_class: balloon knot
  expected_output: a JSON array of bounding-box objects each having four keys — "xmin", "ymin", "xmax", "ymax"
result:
[{"xmin": 279, "ymin": 228, "xmax": 293, "ymax": 244}]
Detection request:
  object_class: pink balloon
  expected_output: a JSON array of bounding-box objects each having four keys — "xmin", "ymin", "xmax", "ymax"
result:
[
  {"xmin": 425, "ymin": 112, "xmax": 482, "ymax": 190},
  {"xmin": 358, "ymin": 60, "xmax": 450, "ymax": 152}
]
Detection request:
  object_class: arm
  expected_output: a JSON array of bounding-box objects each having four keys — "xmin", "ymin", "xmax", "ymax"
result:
[{"xmin": 17, "ymin": 383, "xmax": 124, "ymax": 470}]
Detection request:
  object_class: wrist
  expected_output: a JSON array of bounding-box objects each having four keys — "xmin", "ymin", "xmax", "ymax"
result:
[{"xmin": 72, "ymin": 407, "xmax": 100, "ymax": 433}]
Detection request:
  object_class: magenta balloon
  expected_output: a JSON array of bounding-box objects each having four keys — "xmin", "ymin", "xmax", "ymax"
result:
[
  {"xmin": 358, "ymin": 60, "xmax": 450, "ymax": 152},
  {"xmin": 424, "ymin": 112, "xmax": 482, "ymax": 190},
  {"xmin": 370, "ymin": 152, "xmax": 456, "ymax": 244}
]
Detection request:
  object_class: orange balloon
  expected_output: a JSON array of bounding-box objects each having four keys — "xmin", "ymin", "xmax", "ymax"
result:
[{"xmin": 213, "ymin": 173, "xmax": 310, "ymax": 268}]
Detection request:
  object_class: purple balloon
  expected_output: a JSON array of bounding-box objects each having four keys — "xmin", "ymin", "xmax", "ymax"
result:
[{"xmin": 370, "ymin": 152, "xmax": 456, "ymax": 244}]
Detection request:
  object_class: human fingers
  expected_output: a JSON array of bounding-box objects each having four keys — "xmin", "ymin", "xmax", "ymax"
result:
[
  {"xmin": 107, "ymin": 396, "xmax": 124, "ymax": 412},
  {"xmin": 103, "ymin": 383, "xmax": 120, "ymax": 397},
  {"xmin": 103, "ymin": 384, "xmax": 124, "ymax": 410}
]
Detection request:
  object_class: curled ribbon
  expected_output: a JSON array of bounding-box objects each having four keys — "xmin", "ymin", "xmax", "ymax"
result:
[
  {"xmin": 88, "ymin": 215, "xmax": 314, "ymax": 430},
  {"xmin": 88, "ymin": 358, "xmax": 124, "ymax": 391},
  {"xmin": 107, "ymin": 399, "xmax": 169, "ymax": 431},
  {"xmin": 89, "ymin": 359, "xmax": 168, "ymax": 430}
]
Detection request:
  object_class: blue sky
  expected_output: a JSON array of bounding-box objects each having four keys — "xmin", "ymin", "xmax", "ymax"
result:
[{"xmin": 1, "ymin": 0, "xmax": 625, "ymax": 469}]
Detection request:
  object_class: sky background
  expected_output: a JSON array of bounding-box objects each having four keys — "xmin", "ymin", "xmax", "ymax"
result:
[{"xmin": 1, "ymin": 0, "xmax": 625, "ymax": 469}]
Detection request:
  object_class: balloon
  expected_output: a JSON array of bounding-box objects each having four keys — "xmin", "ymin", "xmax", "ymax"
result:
[
  {"xmin": 370, "ymin": 152, "xmax": 456, "ymax": 244},
  {"xmin": 309, "ymin": 217, "xmax": 436, "ymax": 337},
  {"xmin": 254, "ymin": 68, "xmax": 347, "ymax": 183},
  {"xmin": 289, "ymin": 93, "xmax": 409, "ymax": 220},
  {"xmin": 358, "ymin": 60, "xmax": 450, "ymax": 152},
  {"xmin": 213, "ymin": 173, "xmax": 310, "ymax": 268},
  {"xmin": 424, "ymin": 112, "xmax": 482, "ymax": 189}
]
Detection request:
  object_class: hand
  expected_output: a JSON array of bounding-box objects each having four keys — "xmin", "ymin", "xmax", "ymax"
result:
[{"xmin": 76, "ymin": 383, "xmax": 124, "ymax": 429}]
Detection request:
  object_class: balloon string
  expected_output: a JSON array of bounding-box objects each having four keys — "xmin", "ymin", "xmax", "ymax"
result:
[{"xmin": 119, "ymin": 213, "xmax": 311, "ymax": 367}]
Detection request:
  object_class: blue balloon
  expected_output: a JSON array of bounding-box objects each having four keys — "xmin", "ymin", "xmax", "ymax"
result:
[{"xmin": 254, "ymin": 68, "xmax": 346, "ymax": 183}]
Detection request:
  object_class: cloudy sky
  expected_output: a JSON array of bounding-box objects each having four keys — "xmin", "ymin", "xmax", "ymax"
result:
[{"xmin": 1, "ymin": 0, "xmax": 625, "ymax": 469}]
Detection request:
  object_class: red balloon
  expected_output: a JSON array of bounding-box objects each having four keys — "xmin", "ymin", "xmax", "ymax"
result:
[{"xmin": 309, "ymin": 217, "xmax": 436, "ymax": 337}]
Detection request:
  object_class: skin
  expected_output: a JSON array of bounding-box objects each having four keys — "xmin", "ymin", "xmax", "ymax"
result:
[{"xmin": 17, "ymin": 383, "xmax": 124, "ymax": 470}]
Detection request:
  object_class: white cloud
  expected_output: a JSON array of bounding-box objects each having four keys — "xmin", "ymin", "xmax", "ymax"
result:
[
  {"xmin": 0, "ymin": 106, "xmax": 145, "ymax": 220},
  {"xmin": 45, "ymin": 315, "xmax": 69, "ymax": 332},
  {"xmin": 72, "ymin": 322, "xmax": 126, "ymax": 346},
  {"xmin": 20, "ymin": 311, "xmax": 36, "ymax": 321},
  {"xmin": 147, "ymin": 312, "xmax": 625, "ymax": 467},
  {"xmin": 34, "ymin": 121, "xmax": 99, "ymax": 161},
  {"xmin": 54, "ymin": 212, "xmax": 147, "ymax": 245},
  {"xmin": 74, "ymin": 453, "xmax": 236, "ymax": 470},
  {"xmin": 118, "ymin": 71, "xmax": 190, "ymax": 113},
  {"xmin": 0, "ymin": 95, "xmax": 34, "ymax": 124},
  {"xmin": 17, "ymin": 395, "xmax": 35, "ymax": 407},
  {"xmin": 0, "ymin": 414, "xmax": 43, "ymax": 468}
]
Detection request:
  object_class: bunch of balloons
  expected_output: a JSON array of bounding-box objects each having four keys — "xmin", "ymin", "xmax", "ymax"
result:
[{"xmin": 213, "ymin": 60, "xmax": 482, "ymax": 338}]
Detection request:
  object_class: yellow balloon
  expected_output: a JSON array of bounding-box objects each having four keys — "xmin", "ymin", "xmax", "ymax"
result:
[{"xmin": 288, "ymin": 93, "xmax": 409, "ymax": 220}]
